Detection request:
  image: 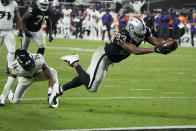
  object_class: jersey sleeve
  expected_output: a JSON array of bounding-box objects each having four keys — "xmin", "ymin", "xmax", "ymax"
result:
[
  {"xmin": 144, "ymin": 27, "xmax": 152, "ymax": 40},
  {"xmin": 33, "ymin": 54, "xmax": 45, "ymax": 70},
  {"xmin": 10, "ymin": 61, "xmax": 20, "ymax": 76},
  {"xmin": 115, "ymin": 30, "xmax": 130, "ymax": 43},
  {"xmin": 27, "ymin": 5, "xmax": 36, "ymax": 15}
]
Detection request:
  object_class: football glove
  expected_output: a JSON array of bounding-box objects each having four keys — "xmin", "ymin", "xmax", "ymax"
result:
[
  {"xmin": 154, "ymin": 43, "xmax": 171, "ymax": 55},
  {"xmin": 48, "ymin": 87, "xmax": 53, "ymax": 104},
  {"xmin": 18, "ymin": 29, "xmax": 24, "ymax": 40},
  {"xmin": 49, "ymin": 34, "xmax": 53, "ymax": 42},
  {"xmin": 24, "ymin": 30, "xmax": 32, "ymax": 38}
]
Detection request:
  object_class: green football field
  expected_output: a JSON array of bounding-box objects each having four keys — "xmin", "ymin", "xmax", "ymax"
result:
[{"xmin": 0, "ymin": 38, "xmax": 196, "ymax": 131}]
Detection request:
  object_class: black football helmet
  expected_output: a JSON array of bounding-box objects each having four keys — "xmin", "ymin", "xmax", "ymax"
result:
[
  {"xmin": 15, "ymin": 49, "xmax": 35, "ymax": 71},
  {"xmin": 1, "ymin": 0, "xmax": 10, "ymax": 6}
]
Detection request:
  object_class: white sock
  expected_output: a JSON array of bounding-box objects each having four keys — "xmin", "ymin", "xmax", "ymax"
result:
[
  {"xmin": 1, "ymin": 76, "xmax": 15, "ymax": 104},
  {"xmin": 8, "ymin": 90, "xmax": 14, "ymax": 103}
]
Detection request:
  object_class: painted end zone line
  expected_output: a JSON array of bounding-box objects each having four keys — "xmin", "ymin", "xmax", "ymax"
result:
[
  {"xmin": 21, "ymin": 96, "xmax": 196, "ymax": 101},
  {"xmin": 49, "ymin": 126, "xmax": 196, "ymax": 131}
]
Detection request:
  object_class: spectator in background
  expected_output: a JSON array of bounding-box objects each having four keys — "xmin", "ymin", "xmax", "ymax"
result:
[
  {"xmin": 18, "ymin": 1, "xmax": 31, "ymax": 17},
  {"xmin": 178, "ymin": 13, "xmax": 186, "ymax": 38},
  {"xmin": 93, "ymin": 0, "xmax": 101, "ymax": 11},
  {"xmin": 49, "ymin": 5, "xmax": 60, "ymax": 37},
  {"xmin": 102, "ymin": 8, "xmax": 113, "ymax": 41},
  {"xmin": 172, "ymin": 13, "xmax": 181, "ymax": 45},
  {"xmin": 159, "ymin": 10, "xmax": 170, "ymax": 40},
  {"xmin": 117, "ymin": 9, "xmax": 127, "ymax": 31},
  {"xmin": 96, "ymin": 8, "xmax": 104, "ymax": 40},
  {"xmin": 143, "ymin": 11, "xmax": 154, "ymax": 31},
  {"xmin": 62, "ymin": 6, "xmax": 72, "ymax": 38},
  {"xmin": 188, "ymin": 13, "xmax": 196, "ymax": 47},
  {"xmin": 129, "ymin": 0, "xmax": 146, "ymax": 14},
  {"xmin": 153, "ymin": 12, "xmax": 161, "ymax": 38},
  {"xmin": 75, "ymin": 9, "xmax": 84, "ymax": 39},
  {"xmin": 141, "ymin": 10, "xmax": 148, "ymax": 20}
]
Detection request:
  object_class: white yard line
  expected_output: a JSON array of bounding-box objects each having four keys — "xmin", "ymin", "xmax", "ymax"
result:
[
  {"xmin": 21, "ymin": 96, "xmax": 196, "ymax": 101},
  {"xmin": 46, "ymin": 46, "xmax": 95, "ymax": 52},
  {"xmin": 49, "ymin": 125, "xmax": 196, "ymax": 131},
  {"xmin": 129, "ymin": 89, "xmax": 152, "ymax": 91}
]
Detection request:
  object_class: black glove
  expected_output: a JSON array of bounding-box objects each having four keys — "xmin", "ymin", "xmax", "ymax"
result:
[
  {"xmin": 24, "ymin": 30, "xmax": 32, "ymax": 38},
  {"xmin": 154, "ymin": 43, "xmax": 171, "ymax": 55},
  {"xmin": 18, "ymin": 29, "xmax": 23, "ymax": 39},
  {"xmin": 48, "ymin": 88, "xmax": 53, "ymax": 104},
  {"xmin": 49, "ymin": 34, "xmax": 53, "ymax": 42}
]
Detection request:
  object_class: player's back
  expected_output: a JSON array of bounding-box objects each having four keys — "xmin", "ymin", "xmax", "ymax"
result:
[{"xmin": 0, "ymin": 1, "xmax": 17, "ymax": 30}]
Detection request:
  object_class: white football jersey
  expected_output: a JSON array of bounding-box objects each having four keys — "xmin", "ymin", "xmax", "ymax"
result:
[
  {"xmin": 62, "ymin": 9, "xmax": 72, "ymax": 19},
  {"xmin": 89, "ymin": 10, "xmax": 97, "ymax": 23},
  {"xmin": 0, "ymin": 1, "xmax": 17, "ymax": 30},
  {"xmin": 10, "ymin": 54, "xmax": 45, "ymax": 77}
]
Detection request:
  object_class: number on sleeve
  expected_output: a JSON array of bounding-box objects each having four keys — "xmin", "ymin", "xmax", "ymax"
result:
[
  {"xmin": 28, "ymin": 7, "xmax": 33, "ymax": 13},
  {"xmin": 116, "ymin": 33, "xmax": 127, "ymax": 43}
]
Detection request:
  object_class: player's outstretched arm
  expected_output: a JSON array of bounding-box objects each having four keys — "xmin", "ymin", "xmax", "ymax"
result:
[
  {"xmin": 146, "ymin": 36, "xmax": 164, "ymax": 46},
  {"xmin": 42, "ymin": 64, "xmax": 54, "ymax": 88},
  {"xmin": 117, "ymin": 41, "xmax": 155, "ymax": 55}
]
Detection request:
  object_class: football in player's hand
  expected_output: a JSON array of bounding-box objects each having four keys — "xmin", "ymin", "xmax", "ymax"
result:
[{"xmin": 163, "ymin": 39, "xmax": 178, "ymax": 51}]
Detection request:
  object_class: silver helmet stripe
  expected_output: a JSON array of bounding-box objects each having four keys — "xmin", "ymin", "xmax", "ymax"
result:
[{"xmin": 135, "ymin": 17, "xmax": 145, "ymax": 31}]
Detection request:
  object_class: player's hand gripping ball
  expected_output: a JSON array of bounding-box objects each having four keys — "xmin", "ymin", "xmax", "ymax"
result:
[
  {"xmin": 163, "ymin": 39, "xmax": 178, "ymax": 51},
  {"xmin": 154, "ymin": 39, "xmax": 178, "ymax": 55}
]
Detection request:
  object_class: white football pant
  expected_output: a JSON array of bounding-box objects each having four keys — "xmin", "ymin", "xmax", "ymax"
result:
[
  {"xmin": 63, "ymin": 19, "xmax": 71, "ymax": 38},
  {"xmin": 0, "ymin": 30, "xmax": 16, "ymax": 68},
  {"xmin": 22, "ymin": 30, "xmax": 46, "ymax": 50},
  {"xmin": 90, "ymin": 22, "xmax": 97, "ymax": 40},
  {"xmin": 86, "ymin": 46, "xmax": 112, "ymax": 92}
]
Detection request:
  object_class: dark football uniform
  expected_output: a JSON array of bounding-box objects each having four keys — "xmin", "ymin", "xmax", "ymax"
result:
[
  {"xmin": 25, "ymin": 3, "xmax": 50, "ymax": 32},
  {"xmin": 104, "ymin": 27, "xmax": 152, "ymax": 63}
]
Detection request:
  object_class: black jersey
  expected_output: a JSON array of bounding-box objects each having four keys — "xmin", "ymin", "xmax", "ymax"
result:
[
  {"xmin": 104, "ymin": 27, "xmax": 152, "ymax": 63},
  {"xmin": 25, "ymin": 3, "xmax": 50, "ymax": 32}
]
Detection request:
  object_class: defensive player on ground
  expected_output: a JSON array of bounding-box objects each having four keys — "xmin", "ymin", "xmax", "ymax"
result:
[
  {"xmin": 49, "ymin": 17, "xmax": 177, "ymax": 105},
  {"xmin": 21, "ymin": 0, "xmax": 53, "ymax": 55},
  {"xmin": 0, "ymin": 0, "xmax": 23, "ymax": 73},
  {"xmin": 0, "ymin": 49, "xmax": 59, "ymax": 108}
]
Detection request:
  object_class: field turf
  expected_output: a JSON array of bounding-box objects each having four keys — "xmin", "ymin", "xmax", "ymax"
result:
[{"xmin": 0, "ymin": 38, "xmax": 196, "ymax": 131}]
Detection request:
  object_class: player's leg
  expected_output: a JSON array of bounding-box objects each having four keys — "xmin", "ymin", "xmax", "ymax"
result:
[
  {"xmin": 32, "ymin": 31, "xmax": 46, "ymax": 55},
  {"xmin": 62, "ymin": 46, "xmax": 112, "ymax": 92},
  {"xmin": 67, "ymin": 22, "xmax": 71, "ymax": 38},
  {"xmin": 0, "ymin": 76, "xmax": 15, "ymax": 105},
  {"xmin": 22, "ymin": 33, "xmax": 31, "ymax": 50},
  {"xmin": 4, "ymin": 31, "xmax": 16, "ymax": 68},
  {"xmin": 85, "ymin": 46, "xmax": 112, "ymax": 92},
  {"xmin": 9, "ymin": 77, "xmax": 33, "ymax": 104},
  {"xmin": 0, "ymin": 33, "xmax": 3, "ymax": 49}
]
